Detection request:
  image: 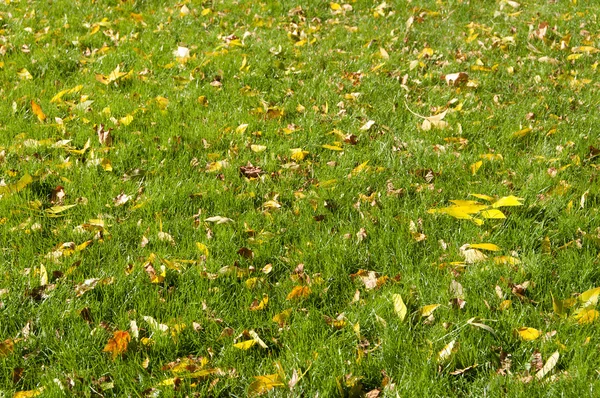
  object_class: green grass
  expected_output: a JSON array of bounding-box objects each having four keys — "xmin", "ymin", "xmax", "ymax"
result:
[{"xmin": 1, "ymin": 0, "xmax": 600, "ymax": 396}]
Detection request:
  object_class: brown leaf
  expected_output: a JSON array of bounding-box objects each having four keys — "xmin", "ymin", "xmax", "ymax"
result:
[
  {"xmin": 96, "ymin": 124, "xmax": 113, "ymax": 146},
  {"xmin": 530, "ymin": 350, "xmax": 543, "ymax": 372},
  {"xmin": 0, "ymin": 338, "xmax": 15, "ymax": 356},
  {"xmin": 240, "ymin": 162, "xmax": 264, "ymax": 178},
  {"xmin": 237, "ymin": 247, "xmax": 254, "ymax": 259},
  {"xmin": 443, "ymin": 72, "xmax": 469, "ymax": 86}
]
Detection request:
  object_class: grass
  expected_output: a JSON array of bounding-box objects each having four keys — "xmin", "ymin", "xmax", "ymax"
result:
[{"xmin": 1, "ymin": 0, "xmax": 600, "ymax": 396}]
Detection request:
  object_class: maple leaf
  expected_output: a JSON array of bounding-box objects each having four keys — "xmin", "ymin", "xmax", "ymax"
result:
[{"xmin": 103, "ymin": 330, "xmax": 131, "ymax": 359}]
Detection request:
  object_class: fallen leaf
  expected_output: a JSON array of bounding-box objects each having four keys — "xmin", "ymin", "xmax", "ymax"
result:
[
  {"xmin": 420, "ymin": 304, "xmax": 441, "ymax": 317},
  {"xmin": 205, "ymin": 216, "xmax": 234, "ymax": 224},
  {"xmin": 444, "ymin": 72, "xmax": 469, "ymax": 86},
  {"xmin": 30, "ymin": 100, "xmax": 46, "ymax": 122},
  {"xmin": 392, "ymin": 293, "xmax": 407, "ymax": 322},
  {"xmin": 234, "ymin": 339, "xmax": 256, "ymax": 350},
  {"xmin": 286, "ymin": 286, "xmax": 311, "ymax": 300},
  {"xmin": 248, "ymin": 374, "xmax": 285, "ymax": 396},
  {"xmin": 438, "ymin": 340, "xmax": 456, "ymax": 362},
  {"xmin": 515, "ymin": 327, "xmax": 540, "ymax": 341},
  {"xmin": 103, "ymin": 330, "xmax": 131, "ymax": 359},
  {"xmin": 536, "ymin": 351, "xmax": 559, "ymax": 380}
]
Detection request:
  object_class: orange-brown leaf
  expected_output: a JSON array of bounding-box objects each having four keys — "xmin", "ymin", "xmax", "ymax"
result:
[
  {"xmin": 30, "ymin": 100, "xmax": 46, "ymax": 122},
  {"xmin": 103, "ymin": 330, "xmax": 131, "ymax": 359},
  {"xmin": 286, "ymin": 286, "xmax": 311, "ymax": 300}
]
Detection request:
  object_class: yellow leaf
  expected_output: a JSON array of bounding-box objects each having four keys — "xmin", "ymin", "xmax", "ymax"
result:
[
  {"xmin": 515, "ymin": 327, "xmax": 540, "ymax": 341},
  {"xmin": 248, "ymin": 374, "xmax": 285, "ymax": 396},
  {"xmin": 201, "ymin": 8, "xmax": 212, "ymax": 16},
  {"xmin": 45, "ymin": 204, "xmax": 77, "ymax": 215},
  {"xmin": 290, "ymin": 148, "xmax": 308, "ymax": 161},
  {"xmin": 573, "ymin": 308, "xmax": 599, "ymax": 325},
  {"xmin": 250, "ymin": 294, "xmax": 269, "ymax": 311},
  {"xmin": 17, "ymin": 68, "xmax": 33, "ymax": 80},
  {"xmin": 119, "ymin": 114, "xmax": 134, "ymax": 126},
  {"xmin": 479, "ymin": 209, "xmax": 506, "ymax": 219},
  {"xmin": 30, "ymin": 100, "xmax": 46, "ymax": 122},
  {"xmin": 195, "ymin": 242, "xmax": 209, "ymax": 257},
  {"xmin": 272, "ymin": 308, "xmax": 293, "ymax": 325},
  {"xmin": 470, "ymin": 161, "xmax": 482, "ymax": 175},
  {"xmin": 420, "ymin": 304, "xmax": 440, "ymax": 317},
  {"xmin": 234, "ymin": 339, "xmax": 256, "ymax": 350},
  {"xmin": 392, "ymin": 293, "xmax": 407, "ymax": 322},
  {"xmin": 578, "ymin": 287, "xmax": 600, "ymax": 307},
  {"xmin": 469, "ymin": 193, "xmax": 494, "ymax": 202},
  {"xmin": 13, "ymin": 389, "xmax": 44, "ymax": 398},
  {"xmin": 330, "ymin": 2, "xmax": 341, "ymax": 10},
  {"xmin": 491, "ymin": 195, "xmax": 524, "ymax": 208},
  {"xmin": 101, "ymin": 158, "xmax": 113, "ymax": 171},
  {"xmin": 322, "ymin": 144, "xmax": 344, "ymax": 151},
  {"xmin": 499, "ymin": 299, "xmax": 512, "ymax": 311},
  {"xmin": 493, "ymin": 256, "xmax": 520, "ymax": 265},
  {"xmin": 552, "ymin": 294, "xmax": 567, "ymax": 318},
  {"xmin": 0, "ymin": 173, "xmax": 33, "ymax": 196},
  {"xmin": 512, "ymin": 127, "xmax": 532, "ymax": 138},
  {"xmin": 286, "ymin": 286, "xmax": 311, "ymax": 300},
  {"xmin": 351, "ymin": 161, "xmax": 369, "ymax": 176},
  {"xmin": 437, "ymin": 340, "xmax": 456, "ymax": 362},
  {"xmin": 251, "ymin": 144, "xmax": 266, "ymax": 153},
  {"xmin": 155, "ymin": 96, "xmax": 169, "ymax": 110},
  {"xmin": 236, "ymin": 123, "xmax": 249, "ymax": 134},
  {"xmin": 572, "ymin": 46, "xmax": 598, "ymax": 53},
  {"xmin": 468, "ymin": 243, "xmax": 501, "ymax": 251}
]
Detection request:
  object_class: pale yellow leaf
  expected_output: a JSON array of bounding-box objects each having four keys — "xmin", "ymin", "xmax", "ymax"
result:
[{"xmin": 392, "ymin": 293, "xmax": 407, "ymax": 322}]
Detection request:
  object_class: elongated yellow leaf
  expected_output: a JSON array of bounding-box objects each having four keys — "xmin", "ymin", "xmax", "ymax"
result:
[
  {"xmin": 448, "ymin": 200, "xmax": 482, "ymax": 206},
  {"xmin": 392, "ymin": 293, "xmax": 407, "ymax": 322},
  {"xmin": 515, "ymin": 327, "xmax": 540, "ymax": 341},
  {"xmin": 479, "ymin": 209, "xmax": 506, "ymax": 219},
  {"xmin": 469, "ymin": 243, "xmax": 501, "ymax": 251},
  {"xmin": 233, "ymin": 339, "xmax": 256, "ymax": 350},
  {"xmin": 45, "ymin": 204, "xmax": 77, "ymax": 215},
  {"xmin": 493, "ymin": 256, "xmax": 520, "ymax": 265},
  {"xmin": 322, "ymin": 144, "xmax": 343, "ymax": 151},
  {"xmin": 512, "ymin": 127, "xmax": 532, "ymax": 138},
  {"xmin": 492, "ymin": 195, "xmax": 523, "ymax": 208},
  {"xmin": 0, "ymin": 173, "xmax": 32, "ymax": 196},
  {"xmin": 470, "ymin": 161, "xmax": 482, "ymax": 175},
  {"xmin": 420, "ymin": 304, "xmax": 440, "ymax": 317},
  {"xmin": 438, "ymin": 340, "xmax": 456, "ymax": 362},
  {"xmin": 469, "ymin": 193, "xmax": 494, "ymax": 202},
  {"xmin": 536, "ymin": 351, "xmax": 559, "ymax": 380},
  {"xmin": 552, "ymin": 293, "xmax": 566, "ymax": 318}
]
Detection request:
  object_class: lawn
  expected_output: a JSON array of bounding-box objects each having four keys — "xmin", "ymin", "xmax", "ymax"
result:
[{"xmin": 1, "ymin": 0, "xmax": 600, "ymax": 396}]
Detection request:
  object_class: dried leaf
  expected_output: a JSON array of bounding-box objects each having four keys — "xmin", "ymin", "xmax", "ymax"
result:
[
  {"xmin": 286, "ymin": 286, "xmax": 311, "ymax": 300},
  {"xmin": 103, "ymin": 330, "xmax": 131, "ymax": 359}
]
